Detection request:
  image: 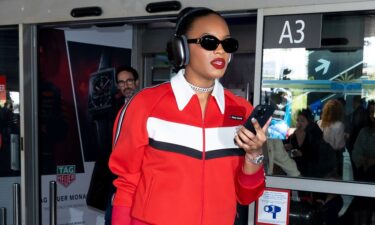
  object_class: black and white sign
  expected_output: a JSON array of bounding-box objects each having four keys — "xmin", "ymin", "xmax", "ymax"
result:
[
  {"xmin": 264, "ymin": 14, "xmax": 322, "ymax": 49},
  {"xmin": 308, "ymin": 49, "xmax": 363, "ymax": 80}
]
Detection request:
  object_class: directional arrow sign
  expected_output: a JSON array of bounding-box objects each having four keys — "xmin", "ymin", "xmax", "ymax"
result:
[
  {"xmin": 314, "ymin": 59, "xmax": 330, "ymax": 75},
  {"xmin": 308, "ymin": 49, "xmax": 363, "ymax": 81}
]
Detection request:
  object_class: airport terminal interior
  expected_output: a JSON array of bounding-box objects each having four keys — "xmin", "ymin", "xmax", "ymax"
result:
[{"xmin": 1, "ymin": 1, "xmax": 375, "ymax": 225}]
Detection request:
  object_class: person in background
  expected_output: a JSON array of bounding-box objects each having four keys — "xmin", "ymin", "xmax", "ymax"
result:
[
  {"xmin": 337, "ymin": 97, "xmax": 350, "ymax": 140},
  {"xmin": 352, "ymin": 100, "xmax": 375, "ymax": 181},
  {"xmin": 345, "ymin": 96, "xmax": 366, "ymax": 182},
  {"xmin": 86, "ymin": 66, "xmax": 139, "ymax": 225},
  {"xmin": 345, "ymin": 96, "xmax": 366, "ymax": 151},
  {"xmin": 317, "ymin": 99, "xmax": 346, "ymax": 177},
  {"xmin": 0, "ymin": 101, "xmax": 15, "ymax": 147},
  {"xmin": 318, "ymin": 99, "xmax": 346, "ymax": 151},
  {"xmin": 107, "ymin": 66, "xmax": 140, "ymax": 225},
  {"xmin": 114, "ymin": 66, "xmax": 140, "ymax": 108},
  {"xmin": 349, "ymin": 100, "xmax": 375, "ymax": 225},
  {"xmin": 285, "ymin": 108, "xmax": 323, "ymax": 177},
  {"xmin": 109, "ymin": 7, "xmax": 269, "ymax": 225},
  {"xmin": 0, "ymin": 101, "xmax": 18, "ymax": 176},
  {"xmin": 316, "ymin": 100, "xmax": 346, "ymax": 225},
  {"xmin": 286, "ymin": 107, "xmax": 342, "ymax": 225},
  {"xmin": 264, "ymin": 138, "xmax": 300, "ymax": 177}
]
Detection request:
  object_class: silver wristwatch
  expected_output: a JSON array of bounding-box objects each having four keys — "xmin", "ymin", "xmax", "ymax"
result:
[{"xmin": 245, "ymin": 153, "xmax": 264, "ymax": 165}]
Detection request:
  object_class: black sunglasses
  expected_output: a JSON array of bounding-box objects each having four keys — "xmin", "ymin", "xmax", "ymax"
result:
[{"xmin": 187, "ymin": 35, "xmax": 239, "ymax": 53}]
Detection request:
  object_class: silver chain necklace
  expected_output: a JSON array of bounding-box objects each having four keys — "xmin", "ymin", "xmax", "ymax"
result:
[{"xmin": 188, "ymin": 83, "xmax": 215, "ymax": 93}]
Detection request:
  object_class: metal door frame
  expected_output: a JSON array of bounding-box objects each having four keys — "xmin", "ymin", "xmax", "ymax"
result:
[{"xmin": 19, "ymin": 24, "xmax": 39, "ymax": 225}]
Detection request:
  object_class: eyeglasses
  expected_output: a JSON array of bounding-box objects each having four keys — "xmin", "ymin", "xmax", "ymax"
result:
[
  {"xmin": 187, "ymin": 35, "xmax": 239, "ymax": 53},
  {"xmin": 117, "ymin": 79, "xmax": 135, "ymax": 86}
]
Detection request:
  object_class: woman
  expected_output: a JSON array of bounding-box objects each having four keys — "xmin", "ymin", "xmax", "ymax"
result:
[
  {"xmin": 286, "ymin": 109, "xmax": 341, "ymax": 224},
  {"xmin": 317, "ymin": 99, "xmax": 346, "ymax": 176},
  {"xmin": 285, "ymin": 108, "xmax": 323, "ymax": 177},
  {"xmin": 352, "ymin": 100, "xmax": 375, "ymax": 181},
  {"xmin": 109, "ymin": 7, "xmax": 269, "ymax": 225},
  {"xmin": 317, "ymin": 99, "xmax": 346, "ymax": 151},
  {"xmin": 350, "ymin": 100, "xmax": 375, "ymax": 225}
]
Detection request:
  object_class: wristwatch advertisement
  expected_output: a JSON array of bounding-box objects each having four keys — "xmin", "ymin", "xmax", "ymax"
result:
[{"xmin": 88, "ymin": 67, "xmax": 117, "ymax": 113}]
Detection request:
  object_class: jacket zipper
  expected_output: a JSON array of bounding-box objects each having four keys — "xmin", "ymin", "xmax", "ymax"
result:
[{"xmin": 200, "ymin": 96, "xmax": 209, "ymax": 225}]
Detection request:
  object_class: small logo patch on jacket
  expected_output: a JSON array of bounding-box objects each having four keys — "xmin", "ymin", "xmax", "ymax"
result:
[{"xmin": 230, "ymin": 115, "xmax": 243, "ymax": 121}]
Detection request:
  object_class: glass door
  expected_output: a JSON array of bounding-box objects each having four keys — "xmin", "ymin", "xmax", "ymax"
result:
[
  {"xmin": 0, "ymin": 26, "xmax": 20, "ymax": 225},
  {"xmin": 37, "ymin": 24, "xmax": 133, "ymax": 225},
  {"xmin": 255, "ymin": 5, "xmax": 375, "ymax": 225}
]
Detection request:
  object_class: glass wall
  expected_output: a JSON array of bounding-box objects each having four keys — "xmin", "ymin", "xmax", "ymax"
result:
[
  {"xmin": 257, "ymin": 8, "xmax": 375, "ymax": 224},
  {"xmin": 0, "ymin": 26, "xmax": 20, "ymax": 225},
  {"xmin": 261, "ymin": 11, "xmax": 375, "ymax": 183}
]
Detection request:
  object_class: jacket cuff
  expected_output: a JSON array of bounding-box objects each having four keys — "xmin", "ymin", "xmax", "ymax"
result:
[
  {"xmin": 238, "ymin": 166, "xmax": 265, "ymax": 187},
  {"xmin": 112, "ymin": 205, "xmax": 150, "ymax": 225},
  {"xmin": 112, "ymin": 205, "xmax": 132, "ymax": 225}
]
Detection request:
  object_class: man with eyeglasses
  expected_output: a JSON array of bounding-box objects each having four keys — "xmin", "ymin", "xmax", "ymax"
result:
[
  {"xmin": 114, "ymin": 66, "xmax": 140, "ymax": 108},
  {"xmin": 106, "ymin": 66, "xmax": 139, "ymax": 225},
  {"xmin": 87, "ymin": 65, "xmax": 139, "ymax": 225}
]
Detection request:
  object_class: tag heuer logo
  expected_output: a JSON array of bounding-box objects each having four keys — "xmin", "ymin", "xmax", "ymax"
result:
[{"xmin": 56, "ymin": 165, "xmax": 76, "ymax": 187}]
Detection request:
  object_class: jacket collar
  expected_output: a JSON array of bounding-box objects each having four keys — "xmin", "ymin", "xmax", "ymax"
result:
[{"xmin": 171, "ymin": 69, "xmax": 225, "ymax": 114}]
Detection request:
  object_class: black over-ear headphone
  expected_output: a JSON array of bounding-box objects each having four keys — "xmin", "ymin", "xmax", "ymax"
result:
[{"xmin": 166, "ymin": 7, "xmax": 210, "ymax": 69}]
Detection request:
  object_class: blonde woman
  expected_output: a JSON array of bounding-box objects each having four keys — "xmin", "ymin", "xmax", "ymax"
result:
[
  {"xmin": 318, "ymin": 99, "xmax": 346, "ymax": 151},
  {"xmin": 318, "ymin": 99, "xmax": 346, "ymax": 177}
]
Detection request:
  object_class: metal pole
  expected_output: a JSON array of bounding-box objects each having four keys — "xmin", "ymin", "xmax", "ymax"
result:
[
  {"xmin": 49, "ymin": 181, "xmax": 57, "ymax": 225},
  {"xmin": 0, "ymin": 207, "xmax": 6, "ymax": 225},
  {"xmin": 246, "ymin": 82, "xmax": 250, "ymax": 102},
  {"xmin": 10, "ymin": 134, "xmax": 20, "ymax": 171},
  {"xmin": 13, "ymin": 183, "xmax": 20, "ymax": 225}
]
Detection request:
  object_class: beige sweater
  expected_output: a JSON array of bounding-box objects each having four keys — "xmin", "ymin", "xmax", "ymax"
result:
[{"xmin": 263, "ymin": 139, "xmax": 300, "ymax": 176}]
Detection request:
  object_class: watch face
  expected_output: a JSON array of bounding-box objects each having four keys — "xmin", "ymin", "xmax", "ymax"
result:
[
  {"xmin": 253, "ymin": 154, "xmax": 265, "ymax": 165},
  {"xmin": 245, "ymin": 153, "xmax": 264, "ymax": 165},
  {"xmin": 88, "ymin": 68, "xmax": 116, "ymax": 112}
]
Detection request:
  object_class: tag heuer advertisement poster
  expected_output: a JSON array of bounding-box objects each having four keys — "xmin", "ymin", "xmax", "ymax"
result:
[{"xmin": 39, "ymin": 27, "xmax": 132, "ymax": 225}]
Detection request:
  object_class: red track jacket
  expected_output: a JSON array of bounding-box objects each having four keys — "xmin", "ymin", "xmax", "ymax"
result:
[{"xmin": 109, "ymin": 69, "xmax": 265, "ymax": 225}]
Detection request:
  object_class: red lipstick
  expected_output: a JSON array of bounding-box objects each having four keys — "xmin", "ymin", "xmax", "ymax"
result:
[{"xmin": 210, "ymin": 58, "xmax": 226, "ymax": 69}]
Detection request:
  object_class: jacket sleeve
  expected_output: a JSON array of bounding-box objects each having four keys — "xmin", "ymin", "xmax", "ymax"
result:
[
  {"xmin": 111, "ymin": 205, "xmax": 132, "ymax": 225},
  {"xmin": 112, "ymin": 205, "xmax": 149, "ymax": 225},
  {"xmin": 109, "ymin": 94, "xmax": 149, "ymax": 209},
  {"xmin": 236, "ymin": 164, "xmax": 265, "ymax": 205}
]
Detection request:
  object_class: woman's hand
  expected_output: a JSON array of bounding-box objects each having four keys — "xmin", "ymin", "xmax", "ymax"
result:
[
  {"xmin": 284, "ymin": 143, "xmax": 293, "ymax": 151},
  {"xmin": 235, "ymin": 117, "xmax": 271, "ymax": 154},
  {"xmin": 289, "ymin": 149, "xmax": 302, "ymax": 158},
  {"xmin": 235, "ymin": 117, "xmax": 271, "ymax": 174}
]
